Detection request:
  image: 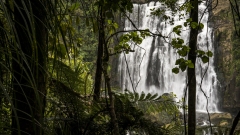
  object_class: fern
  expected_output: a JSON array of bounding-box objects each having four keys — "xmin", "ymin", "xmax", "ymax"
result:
[{"xmin": 116, "ymin": 90, "xmax": 183, "ymax": 134}]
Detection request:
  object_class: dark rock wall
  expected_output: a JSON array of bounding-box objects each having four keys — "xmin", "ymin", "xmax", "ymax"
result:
[{"xmin": 212, "ymin": 0, "xmax": 240, "ymax": 111}]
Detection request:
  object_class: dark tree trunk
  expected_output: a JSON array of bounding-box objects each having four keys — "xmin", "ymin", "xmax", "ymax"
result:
[
  {"xmin": 12, "ymin": 0, "xmax": 47, "ymax": 135},
  {"xmin": 187, "ymin": 0, "xmax": 198, "ymax": 134},
  {"xmin": 93, "ymin": 6, "xmax": 104, "ymax": 101},
  {"xmin": 230, "ymin": 110, "xmax": 240, "ymax": 135},
  {"xmin": 0, "ymin": 20, "xmax": 5, "ymax": 107}
]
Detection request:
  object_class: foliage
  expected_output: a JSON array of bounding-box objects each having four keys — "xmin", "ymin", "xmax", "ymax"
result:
[
  {"xmin": 115, "ymin": 90, "xmax": 183, "ymax": 134},
  {"xmin": 0, "ymin": 0, "xmax": 219, "ymax": 134},
  {"xmin": 171, "ymin": 20, "xmax": 212, "ymax": 74},
  {"xmin": 44, "ymin": 87, "xmax": 184, "ymax": 135},
  {"xmin": 114, "ymin": 30, "xmax": 150, "ymax": 54}
]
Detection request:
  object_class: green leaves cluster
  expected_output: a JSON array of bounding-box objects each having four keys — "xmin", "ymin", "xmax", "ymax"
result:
[
  {"xmin": 118, "ymin": 90, "xmax": 181, "ymax": 116},
  {"xmin": 196, "ymin": 50, "xmax": 213, "ymax": 63},
  {"xmin": 171, "ymin": 19, "xmax": 211, "ymax": 74},
  {"xmin": 114, "ymin": 30, "xmax": 150, "ymax": 54},
  {"xmin": 171, "ymin": 37, "xmax": 193, "ymax": 74},
  {"xmin": 172, "ymin": 49, "xmax": 213, "ymax": 74},
  {"xmin": 183, "ymin": 18, "xmax": 204, "ymax": 30},
  {"xmin": 172, "ymin": 59, "xmax": 194, "ymax": 74},
  {"xmin": 171, "ymin": 38, "xmax": 190, "ymax": 56},
  {"xmin": 173, "ymin": 25, "xmax": 182, "ymax": 36},
  {"xmin": 106, "ymin": 20, "xmax": 119, "ymax": 35}
]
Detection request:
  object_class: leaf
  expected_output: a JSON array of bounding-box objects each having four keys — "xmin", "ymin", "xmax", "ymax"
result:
[
  {"xmin": 186, "ymin": 18, "xmax": 192, "ymax": 22},
  {"xmin": 177, "ymin": 49, "xmax": 187, "ymax": 57},
  {"xmin": 206, "ymin": 51, "xmax": 213, "ymax": 57},
  {"xmin": 201, "ymin": 56, "xmax": 209, "ymax": 63},
  {"xmin": 144, "ymin": 93, "xmax": 152, "ymax": 101},
  {"xmin": 179, "ymin": 63, "xmax": 187, "ymax": 71},
  {"xmin": 190, "ymin": 22, "xmax": 198, "ymax": 29},
  {"xmin": 199, "ymin": 23, "xmax": 204, "ymax": 29},
  {"xmin": 177, "ymin": 38, "xmax": 184, "ymax": 44},
  {"xmin": 172, "ymin": 67, "xmax": 179, "ymax": 74},
  {"xmin": 149, "ymin": 93, "xmax": 158, "ymax": 100},
  {"xmin": 139, "ymin": 92, "xmax": 145, "ymax": 101},
  {"xmin": 113, "ymin": 23, "xmax": 118, "ymax": 29},
  {"xmin": 175, "ymin": 58, "xmax": 184, "ymax": 65},
  {"xmin": 134, "ymin": 92, "xmax": 139, "ymax": 101},
  {"xmin": 107, "ymin": 20, "xmax": 112, "ymax": 24},
  {"xmin": 173, "ymin": 25, "xmax": 182, "ymax": 36},
  {"xmin": 69, "ymin": 2, "xmax": 80, "ymax": 11},
  {"xmin": 128, "ymin": 91, "xmax": 134, "ymax": 100},
  {"xmin": 196, "ymin": 50, "xmax": 205, "ymax": 57},
  {"xmin": 188, "ymin": 62, "xmax": 194, "ymax": 68}
]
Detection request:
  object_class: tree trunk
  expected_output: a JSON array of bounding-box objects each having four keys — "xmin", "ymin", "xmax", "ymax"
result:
[
  {"xmin": 187, "ymin": 0, "xmax": 198, "ymax": 134},
  {"xmin": 93, "ymin": 6, "xmax": 104, "ymax": 101},
  {"xmin": 12, "ymin": 0, "xmax": 47, "ymax": 135},
  {"xmin": 103, "ymin": 66, "xmax": 120, "ymax": 135},
  {"xmin": 0, "ymin": 20, "xmax": 5, "ymax": 108}
]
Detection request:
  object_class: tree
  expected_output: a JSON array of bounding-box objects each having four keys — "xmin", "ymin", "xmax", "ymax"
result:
[
  {"xmin": 11, "ymin": 0, "xmax": 48, "ymax": 134},
  {"xmin": 187, "ymin": 0, "xmax": 198, "ymax": 134},
  {"xmin": 93, "ymin": 3, "xmax": 104, "ymax": 101}
]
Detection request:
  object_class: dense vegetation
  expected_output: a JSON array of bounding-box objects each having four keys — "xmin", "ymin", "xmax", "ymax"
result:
[
  {"xmin": 0, "ymin": 0, "xmax": 239, "ymax": 135},
  {"xmin": 0, "ymin": 0, "xmax": 184, "ymax": 134}
]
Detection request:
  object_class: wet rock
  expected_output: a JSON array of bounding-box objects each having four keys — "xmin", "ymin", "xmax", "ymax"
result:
[
  {"xmin": 210, "ymin": 112, "xmax": 232, "ymax": 125},
  {"xmin": 219, "ymin": 121, "xmax": 229, "ymax": 126}
]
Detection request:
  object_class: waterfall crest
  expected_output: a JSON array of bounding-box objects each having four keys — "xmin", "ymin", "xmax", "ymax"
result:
[{"xmin": 118, "ymin": 1, "xmax": 219, "ymax": 112}]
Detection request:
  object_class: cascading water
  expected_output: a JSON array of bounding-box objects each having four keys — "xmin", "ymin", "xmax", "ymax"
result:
[{"xmin": 118, "ymin": 1, "xmax": 219, "ymax": 112}]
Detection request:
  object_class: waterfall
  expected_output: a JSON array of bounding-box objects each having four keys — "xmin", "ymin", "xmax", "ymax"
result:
[{"xmin": 118, "ymin": 1, "xmax": 219, "ymax": 112}]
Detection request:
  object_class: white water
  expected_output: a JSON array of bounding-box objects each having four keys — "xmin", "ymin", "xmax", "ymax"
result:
[{"xmin": 118, "ymin": 1, "xmax": 219, "ymax": 112}]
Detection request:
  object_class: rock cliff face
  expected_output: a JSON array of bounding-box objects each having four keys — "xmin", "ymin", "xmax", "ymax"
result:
[{"xmin": 212, "ymin": 0, "xmax": 240, "ymax": 111}]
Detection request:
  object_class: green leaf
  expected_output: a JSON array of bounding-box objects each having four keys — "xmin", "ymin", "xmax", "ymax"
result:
[
  {"xmin": 186, "ymin": 18, "xmax": 192, "ymax": 22},
  {"xmin": 139, "ymin": 92, "xmax": 145, "ymax": 101},
  {"xmin": 113, "ymin": 23, "xmax": 119, "ymax": 29},
  {"xmin": 145, "ymin": 93, "xmax": 152, "ymax": 100},
  {"xmin": 134, "ymin": 92, "xmax": 139, "ymax": 101},
  {"xmin": 188, "ymin": 62, "xmax": 194, "ymax": 68},
  {"xmin": 206, "ymin": 51, "xmax": 213, "ymax": 57},
  {"xmin": 68, "ymin": 2, "xmax": 80, "ymax": 12},
  {"xmin": 196, "ymin": 50, "xmax": 205, "ymax": 57},
  {"xmin": 201, "ymin": 56, "xmax": 209, "ymax": 63},
  {"xmin": 107, "ymin": 20, "xmax": 112, "ymax": 24},
  {"xmin": 175, "ymin": 58, "xmax": 184, "ymax": 65},
  {"xmin": 199, "ymin": 23, "xmax": 204, "ymax": 29},
  {"xmin": 173, "ymin": 25, "xmax": 182, "ymax": 36},
  {"xmin": 149, "ymin": 93, "xmax": 158, "ymax": 100},
  {"xmin": 177, "ymin": 38, "xmax": 184, "ymax": 44},
  {"xmin": 179, "ymin": 63, "xmax": 187, "ymax": 71},
  {"xmin": 190, "ymin": 22, "xmax": 198, "ymax": 29},
  {"xmin": 177, "ymin": 50, "xmax": 187, "ymax": 57},
  {"xmin": 172, "ymin": 67, "xmax": 179, "ymax": 74}
]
